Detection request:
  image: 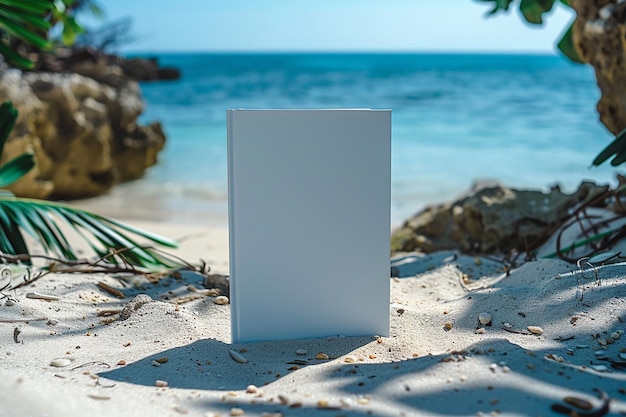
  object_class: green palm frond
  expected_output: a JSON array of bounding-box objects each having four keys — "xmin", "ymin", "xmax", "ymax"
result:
[
  {"xmin": 0, "ymin": 195, "xmax": 180, "ymax": 269},
  {"xmin": 0, "ymin": 0, "xmax": 54, "ymax": 68}
]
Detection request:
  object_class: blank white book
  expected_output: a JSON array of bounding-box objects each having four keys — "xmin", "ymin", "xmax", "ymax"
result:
[{"xmin": 227, "ymin": 109, "xmax": 391, "ymax": 343}]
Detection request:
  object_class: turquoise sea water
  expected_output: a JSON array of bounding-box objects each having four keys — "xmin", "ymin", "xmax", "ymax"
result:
[{"xmin": 99, "ymin": 53, "xmax": 617, "ymax": 226}]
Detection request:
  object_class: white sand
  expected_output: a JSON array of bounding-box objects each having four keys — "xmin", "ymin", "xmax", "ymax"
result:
[{"xmin": 0, "ymin": 219, "xmax": 625, "ymax": 417}]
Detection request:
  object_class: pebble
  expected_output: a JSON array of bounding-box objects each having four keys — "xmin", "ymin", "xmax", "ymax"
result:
[
  {"xmin": 611, "ymin": 332, "xmax": 621, "ymax": 340},
  {"xmin": 47, "ymin": 318, "xmax": 59, "ymax": 326},
  {"xmin": 155, "ymin": 379, "xmax": 168, "ymax": 387},
  {"xmin": 230, "ymin": 408, "xmax": 245, "ymax": 416},
  {"xmin": 295, "ymin": 349, "xmax": 307, "ymax": 356},
  {"xmin": 340, "ymin": 397, "xmax": 353, "ymax": 407},
  {"xmin": 478, "ymin": 312, "xmax": 492, "ymax": 325},
  {"xmin": 213, "ymin": 296, "xmax": 230, "ymax": 305},
  {"xmin": 527, "ymin": 326, "xmax": 544, "ymax": 335},
  {"xmin": 443, "ymin": 322, "xmax": 453, "ymax": 330},
  {"xmin": 246, "ymin": 385, "xmax": 258, "ymax": 394},
  {"xmin": 4, "ymin": 299, "xmax": 15, "ymax": 306},
  {"xmin": 475, "ymin": 327, "xmax": 485, "ymax": 335},
  {"xmin": 315, "ymin": 352, "xmax": 329, "ymax": 360},
  {"xmin": 50, "ymin": 358, "xmax": 71, "ymax": 367},
  {"xmin": 356, "ymin": 396, "xmax": 370, "ymax": 405},
  {"xmin": 229, "ymin": 349, "xmax": 248, "ymax": 364},
  {"xmin": 26, "ymin": 292, "xmax": 60, "ymax": 301},
  {"xmin": 344, "ymin": 356, "xmax": 356, "ymax": 363}
]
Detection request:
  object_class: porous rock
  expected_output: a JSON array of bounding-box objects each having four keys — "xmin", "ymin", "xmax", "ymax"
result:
[
  {"xmin": 391, "ymin": 180, "xmax": 608, "ymax": 254},
  {"xmin": 0, "ymin": 65, "xmax": 165, "ymax": 199}
]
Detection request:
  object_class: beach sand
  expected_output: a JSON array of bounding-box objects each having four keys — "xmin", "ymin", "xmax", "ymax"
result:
[{"xmin": 0, "ymin": 215, "xmax": 625, "ymax": 417}]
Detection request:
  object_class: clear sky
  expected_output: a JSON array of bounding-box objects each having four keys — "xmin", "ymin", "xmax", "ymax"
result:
[{"xmin": 85, "ymin": 0, "xmax": 576, "ymax": 53}]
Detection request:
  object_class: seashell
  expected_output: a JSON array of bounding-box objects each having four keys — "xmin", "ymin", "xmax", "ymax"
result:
[
  {"xmin": 155, "ymin": 379, "xmax": 168, "ymax": 387},
  {"xmin": 230, "ymin": 407, "xmax": 245, "ymax": 416},
  {"xmin": 246, "ymin": 384, "xmax": 258, "ymax": 394},
  {"xmin": 527, "ymin": 326, "xmax": 544, "ymax": 335},
  {"xmin": 214, "ymin": 296, "xmax": 230, "ymax": 305},
  {"xmin": 315, "ymin": 352, "xmax": 329, "ymax": 360},
  {"xmin": 564, "ymin": 397, "xmax": 593, "ymax": 410},
  {"xmin": 50, "ymin": 358, "xmax": 72, "ymax": 367},
  {"xmin": 478, "ymin": 312, "xmax": 492, "ymax": 325},
  {"xmin": 26, "ymin": 292, "xmax": 60, "ymax": 301},
  {"xmin": 229, "ymin": 349, "xmax": 248, "ymax": 364}
]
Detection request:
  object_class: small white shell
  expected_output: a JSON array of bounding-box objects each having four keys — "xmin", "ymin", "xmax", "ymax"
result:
[
  {"xmin": 478, "ymin": 312, "xmax": 492, "ymax": 325},
  {"xmin": 213, "ymin": 296, "xmax": 230, "ymax": 305},
  {"xmin": 527, "ymin": 326, "xmax": 544, "ymax": 335},
  {"xmin": 296, "ymin": 349, "xmax": 308, "ymax": 356},
  {"xmin": 229, "ymin": 349, "xmax": 248, "ymax": 364},
  {"xmin": 50, "ymin": 358, "xmax": 71, "ymax": 367},
  {"xmin": 155, "ymin": 380, "xmax": 168, "ymax": 387}
]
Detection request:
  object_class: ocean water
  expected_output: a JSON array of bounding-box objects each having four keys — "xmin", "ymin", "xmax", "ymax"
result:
[{"xmin": 87, "ymin": 53, "xmax": 617, "ymax": 226}]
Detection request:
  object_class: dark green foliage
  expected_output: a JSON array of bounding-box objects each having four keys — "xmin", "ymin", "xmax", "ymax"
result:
[
  {"xmin": 592, "ymin": 128, "xmax": 626, "ymax": 167},
  {"xmin": 476, "ymin": 0, "xmax": 583, "ymax": 63}
]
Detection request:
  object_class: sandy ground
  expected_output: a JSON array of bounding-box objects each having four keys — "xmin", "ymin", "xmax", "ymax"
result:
[{"xmin": 0, "ymin": 218, "xmax": 625, "ymax": 417}]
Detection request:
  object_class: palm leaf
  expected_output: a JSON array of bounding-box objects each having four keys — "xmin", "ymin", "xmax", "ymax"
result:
[
  {"xmin": 0, "ymin": 196, "xmax": 181, "ymax": 269},
  {"xmin": 0, "ymin": 152, "xmax": 35, "ymax": 188}
]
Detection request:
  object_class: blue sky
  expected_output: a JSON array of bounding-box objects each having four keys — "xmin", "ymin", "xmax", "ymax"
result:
[{"xmin": 85, "ymin": 0, "xmax": 576, "ymax": 53}]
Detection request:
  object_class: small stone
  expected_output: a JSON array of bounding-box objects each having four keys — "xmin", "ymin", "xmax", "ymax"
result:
[
  {"xmin": 501, "ymin": 366, "xmax": 511, "ymax": 373},
  {"xmin": 489, "ymin": 363, "xmax": 497, "ymax": 372},
  {"xmin": 155, "ymin": 357, "xmax": 169, "ymax": 364},
  {"xmin": 50, "ymin": 358, "xmax": 71, "ymax": 367},
  {"xmin": 527, "ymin": 326, "xmax": 544, "ymax": 335},
  {"xmin": 295, "ymin": 349, "xmax": 307, "ymax": 356},
  {"xmin": 229, "ymin": 349, "xmax": 248, "ymax": 364},
  {"xmin": 502, "ymin": 322, "xmax": 512, "ymax": 329},
  {"xmin": 611, "ymin": 332, "xmax": 621, "ymax": 340},
  {"xmin": 278, "ymin": 395, "xmax": 289, "ymax": 405},
  {"xmin": 317, "ymin": 400, "xmax": 329, "ymax": 408},
  {"xmin": 214, "ymin": 296, "xmax": 229, "ymax": 305},
  {"xmin": 598, "ymin": 338, "xmax": 607, "ymax": 346},
  {"xmin": 246, "ymin": 385, "xmax": 258, "ymax": 394},
  {"xmin": 478, "ymin": 313, "xmax": 492, "ymax": 325},
  {"xmin": 315, "ymin": 352, "xmax": 329, "ymax": 360},
  {"xmin": 47, "ymin": 318, "xmax": 59, "ymax": 326},
  {"xmin": 340, "ymin": 397, "xmax": 353, "ymax": 407},
  {"xmin": 155, "ymin": 379, "xmax": 168, "ymax": 387},
  {"xmin": 475, "ymin": 327, "xmax": 486, "ymax": 335},
  {"xmin": 344, "ymin": 356, "xmax": 356, "ymax": 363},
  {"xmin": 356, "ymin": 396, "xmax": 370, "ymax": 405},
  {"xmin": 230, "ymin": 407, "xmax": 245, "ymax": 416},
  {"xmin": 4, "ymin": 299, "xmax": 15, "ymax": 306},
  {"xmin": 443, "ymin": 322, "xmax": 453, "ymax": 331},
  {"xmin": 117, "ymin": 360, "xmax": 126, "ymax": 366}
]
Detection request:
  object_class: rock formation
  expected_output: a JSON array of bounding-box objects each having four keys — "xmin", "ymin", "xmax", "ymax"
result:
[
  {"xmin": 0, "ymin": 55, "xmax": 167, "ymax": 199},
  {"xmin": 391, "ymin": 181, "xmax": 609, "ymax": 255},
  {"xmin": 570, "ymin": 0, "xmax": 626, "ymax": 134}
]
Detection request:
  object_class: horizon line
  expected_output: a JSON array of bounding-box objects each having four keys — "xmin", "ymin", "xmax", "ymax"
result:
[{"xmin": 117, "ymin": 49, "xmax": 562, "ymax": 56}]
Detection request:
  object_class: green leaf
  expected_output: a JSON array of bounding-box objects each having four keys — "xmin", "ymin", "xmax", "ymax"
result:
[
  {"xmin": 61, "ymin": 14, "xmax": 83, "ymax": 45},
  {"xmin": 0, "ymin": 15, "xmax": 50, "ymax": 49},
  {"xmin": 0, "ymin": 0, "xmax": 52, "ymax": 15},
  {"xmin": 0, "ymin": 100, "xmax": 18, "ymax": 159},
  {"xmin": 0, "ymin": 41, "xmax": 33, "ymax": 69},
  {"xmin": 0, "ymin": 153, "xmax": 35, "ymax": 188},
  {"xmin": 592, "ymin": 127, "xmax": 626, "ymax": 166},
  {"xmin": 0, "ymin": 6, "xmax": 52, "ymax": 31},
  {"xmin": 519, "ymin": 0, "xmax": 556, "ymax": 24},
  {"xmin": 557, "ymin": 21, "xmax": 584, "ymax": 64},
  {"xmin": 0, "ymin": 196, "xmax": 181, "ymax": 269},
  {"xmin": 477, "ymin": 0, "xmax": 516, "ymax": 15}
]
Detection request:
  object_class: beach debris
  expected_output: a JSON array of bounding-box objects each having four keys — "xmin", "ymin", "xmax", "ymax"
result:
[
  {"xmin": 229, "ymin": 349, "xmax": 248, "ymax": 364},
  {"xmin": 527, "ymin": 326, "xmax": 544, "ymax": 335},
  {"xmin": 155, "ymin": 379, "xmax": 168, "ymax": 387},
  {"xmin": 13, "ymin": 327, "xmax": 21, "ymax": 344},
  {"xmin": 478, "ymin": 312, "xmax": 492, "ymax": 326},
  {"xmin": 50, "ymin": 358, "xmax": 72, "ymax": 367},
  {"xmin": 97, "ymin": 281, "xmax": 125, "ymax": 299},
  {"xmin": 295, "ymin": 349, "xmax": 307, "ymax": 356},
  {"xmin": 119, "ymin": 294, "xmax": 153, "ymax": 320},
  {"xmin": 26, "ymin": 292, "xmax": 60, "ymax": 301},
  {"xmin": 213, "ymin": 295, "xmax": 229, "ymax": 305},
  {"xmin": 315, "ymin": 352, "xmax": 330, "ymax": 360},
  {"xmin": 551, "ymin": 388, "xmax": 610, "ymax": 417},
  {"xmin": 230, "ymin": 407, "xmax": 245, "ymax": 416},
  {"xmin": 87, "ymin": 393, "xmax": 111, "ymax": 400}
]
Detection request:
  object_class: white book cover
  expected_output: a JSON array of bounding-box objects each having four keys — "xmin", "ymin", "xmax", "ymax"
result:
[{"xmin": 227, "ymin": 109, "xmax": 391, "ymax": 343}]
